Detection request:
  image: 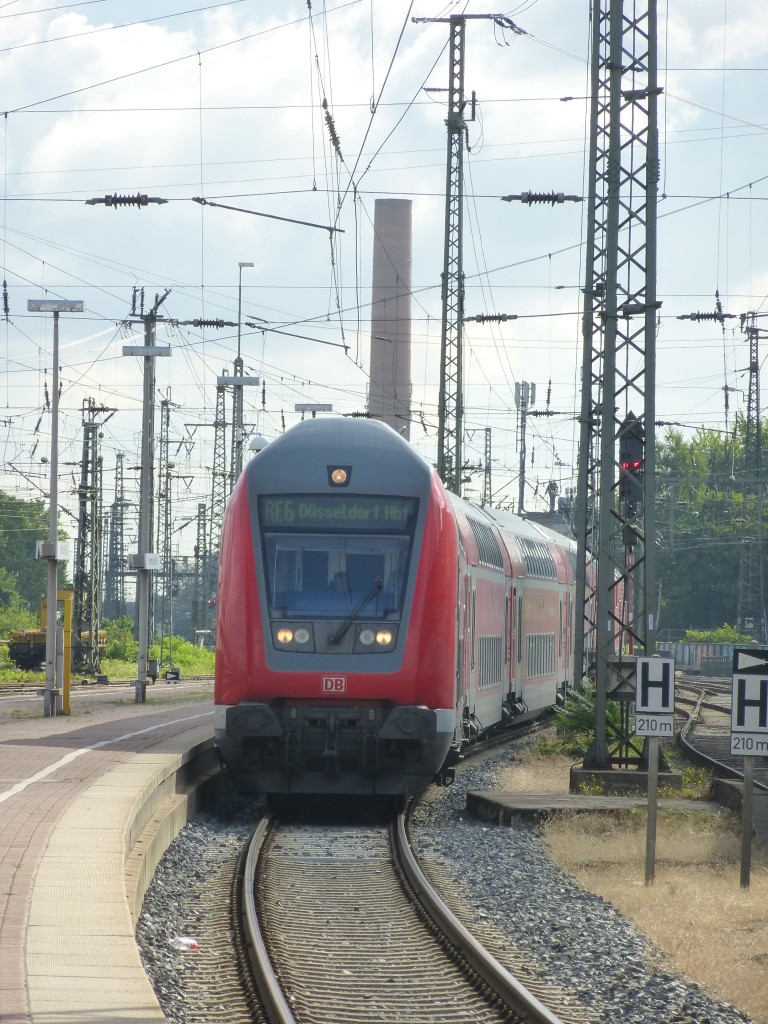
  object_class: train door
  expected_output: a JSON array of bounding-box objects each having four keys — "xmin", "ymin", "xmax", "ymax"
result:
[
  {"xmin": 507, "ymin": 585, "xmax": 517, "ymax": 693},
  {"xmin": 456, "ymin": 571, "xmax": 471, "ymax": 705}
]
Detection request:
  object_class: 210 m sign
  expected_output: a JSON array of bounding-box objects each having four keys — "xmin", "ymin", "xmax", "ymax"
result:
[
  {"xmin": 729, "ymin": 670, "xmax": 768, "ymax": 756},
  {"xmin": 730, "ymin": 734, "xmax": 768, "ymax": 755},
  {"xmin": 635, "ymin": 713, "xmax": 674, "ymax": 737}
]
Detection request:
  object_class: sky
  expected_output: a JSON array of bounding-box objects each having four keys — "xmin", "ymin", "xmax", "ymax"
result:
[{"xmin": 1, "ymin": 0, "xmax": 768, "ymax": 567}]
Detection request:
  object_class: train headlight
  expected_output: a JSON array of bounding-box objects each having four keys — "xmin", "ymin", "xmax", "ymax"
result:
[
  {"xmin": 328, "ymin": 465, "xmax": 351, "ymax": 486},
  {"xmin": 354, "ymin": 623, "xmax": 396, "ymax": 652},
  {"xmin": 272, "ymin": 623, "xmax": 315, "ymax": 650}
]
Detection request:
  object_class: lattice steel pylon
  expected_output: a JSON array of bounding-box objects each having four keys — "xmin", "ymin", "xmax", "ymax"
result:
[
  {"xmin": 414, "ymin": 13, "xmax": 523, "ymax": 496},
  {"xmin": 435, "ymin": 14, "xmax": 466, "ymax": 496},
  {"xmin": 73, "ymin": 398, "xmax": 112, "ymax": 672},
  {"xmin": 104, "ymin": 452, "xmax": 128, "ymax": 620},
  {"xmin": 737, "ymin": 314, "xmax": 766, "ymax": 641},
  {"xmin": 206, "ymin": 379, "xmax": 228, "ymax": 630},
  {"xmin": 481, "ymin": 427, "xmax": 492, "ymax": 507},
  {"xmin": 192, "ymin": 501, "xmax": 207, "ymax": 637},
  {"xmin": 573, "ymin": 0, "xmax": 660, "ymax": 766},
  {"xmin": 156, "ymin": 395, "xmax": 173, "ymax": 661}
]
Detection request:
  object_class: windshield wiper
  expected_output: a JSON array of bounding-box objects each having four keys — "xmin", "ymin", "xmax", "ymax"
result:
[{"xmin": 327, "ymin": 577, "xmax": 383, "ymax": 645}]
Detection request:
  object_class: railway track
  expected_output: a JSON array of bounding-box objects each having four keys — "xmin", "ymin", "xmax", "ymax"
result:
[
  {"xmin": 676, "ymin": 678, "xmax": 768, "ymax": 794},
  {"xmin": 239, "ymin": 810, "xmax": 567, "ymax": 1024}
]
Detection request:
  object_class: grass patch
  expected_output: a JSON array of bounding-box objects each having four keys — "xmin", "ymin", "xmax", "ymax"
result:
[{"xmin": 509, "ymin": 737, "xmax": 768, "ymax": 1023}]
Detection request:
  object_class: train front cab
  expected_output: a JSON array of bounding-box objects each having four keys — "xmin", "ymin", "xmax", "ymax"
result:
[{"xmin": 214, "ymin": 419, "xmax": 459, "ymax": 799}]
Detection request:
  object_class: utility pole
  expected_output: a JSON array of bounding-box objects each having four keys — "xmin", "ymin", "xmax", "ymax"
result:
[
  {"xmin": 122, "ymin": 288, "xmax": 171, "ymax": 703},
  {"xmin": 574, "ymin": 0, "xmax": 660, "ymax": 768}
]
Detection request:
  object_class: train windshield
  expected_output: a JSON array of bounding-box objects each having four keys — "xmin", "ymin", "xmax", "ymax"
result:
[{"xmin": 258, "ymin": 494, "xmax": 418, "ymax": 619}]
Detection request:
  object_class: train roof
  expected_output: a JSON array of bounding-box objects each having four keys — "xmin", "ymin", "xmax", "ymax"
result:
[
  {"xmin": 244, "ymin": 416, "xmax": 435, "ymax": 494},
  {"xmin": 448, "ymin": 491, "xmax": 576, "ymax": 552}
]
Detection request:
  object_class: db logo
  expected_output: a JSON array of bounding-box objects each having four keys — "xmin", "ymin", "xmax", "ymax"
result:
[{"xmin": 322, "ymin": 675, "xmax": 347, "ymax": 693}]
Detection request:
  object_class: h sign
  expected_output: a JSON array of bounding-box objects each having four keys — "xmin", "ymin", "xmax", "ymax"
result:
[
  {"xmin": 635, "ymin": 657, "xmax": 675, "ymax": 714},
  {"xmin": 731, "ymin": 676, "xmax": 768, "ymax": 732},
  {"xmin": 322, "ymin": 675, "xmax": 347, "ymax": 693}
]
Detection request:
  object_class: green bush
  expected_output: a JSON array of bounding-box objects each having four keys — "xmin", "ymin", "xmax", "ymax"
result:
[
  {"xmin": 103, "ymin": 617, "xmax": 139, "ymax": 661},
  {"xmin": 154, "ymin": 637, "xmax": 215, "ymax": 675},
  {"xmin": 553, "ymin": 681, "xmax": 623, "ymax": 757},
  {"xmin": 683, "ymin": 623, "xmax": 751, "ymax": 644}
]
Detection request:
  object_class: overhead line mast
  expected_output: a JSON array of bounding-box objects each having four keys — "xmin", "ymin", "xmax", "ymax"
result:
[
  {"xmin": 574, "ymin": 0, "xmax": 661, "ymax": 767},
  {"xmin": 414, "ymin": 13, "xmax": 524, "ymax": 496}
]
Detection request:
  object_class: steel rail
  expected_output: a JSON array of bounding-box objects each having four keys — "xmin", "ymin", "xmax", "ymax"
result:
[
  {"xmin": 241, "ymin": 814, "xmax": 297, "ymax": 1024},
  {"xmin": 393, "ymin": 812, "xmax": 566, "ymax": 1024},
  {"xmin": 677, "ymin": 687, "xmax": 768, "ymax": 794}
]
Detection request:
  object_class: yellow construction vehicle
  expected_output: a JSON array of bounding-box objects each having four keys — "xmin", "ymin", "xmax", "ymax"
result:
[{"xmin": 7, "ymin": 591, "xmax": 105, "ymax": 671}]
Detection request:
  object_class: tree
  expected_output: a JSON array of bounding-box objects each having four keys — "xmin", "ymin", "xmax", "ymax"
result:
[
  {"xmin": 0, "ymin": 490, "xmax": 69, "ymax": 620},
  {"xmin": 655, "ymin": 421, "xmax": 765, "ymax": 632}
]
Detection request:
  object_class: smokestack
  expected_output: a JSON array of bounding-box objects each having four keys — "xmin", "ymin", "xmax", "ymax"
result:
[{"xmin": 368, "ymin": 198, "xmax": 412, "ymax": 438}]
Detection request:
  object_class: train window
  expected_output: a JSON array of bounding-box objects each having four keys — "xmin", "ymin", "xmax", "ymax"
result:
[
  {"xmin": 258, "ymin": 492, "xmax": 419, "ymax": 621},
  {"xmin": 517, "ymin": 537, "xmax": 557, "ymax": 579},
  {"xmin": 467, "ymin": 518, "xmax": 504, "ymax": 569}
]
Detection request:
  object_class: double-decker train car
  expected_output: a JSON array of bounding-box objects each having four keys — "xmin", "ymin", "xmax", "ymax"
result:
[{"xmin": 213, "ymin": 416, "xmax": 578, "ymax": 801}]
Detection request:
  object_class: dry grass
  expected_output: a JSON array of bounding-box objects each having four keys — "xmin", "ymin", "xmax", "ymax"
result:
[{"xmin": 498, "ymin": 751, "xmax": 768, "ymax": 1023}]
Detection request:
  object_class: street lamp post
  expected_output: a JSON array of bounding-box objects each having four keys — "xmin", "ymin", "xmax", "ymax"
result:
[
  {"xmin": 28, "ymin": 298, "xmax": 84, "ymax": 717},
  {"xmin": 232, "ymin": 261, "xmax": 254, "ymax": 482}
]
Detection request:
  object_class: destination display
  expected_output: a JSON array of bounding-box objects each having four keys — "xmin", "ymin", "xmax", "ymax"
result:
[{"xmin": 259, "ymin": 495, "xmax": 418, "ymax": 532}]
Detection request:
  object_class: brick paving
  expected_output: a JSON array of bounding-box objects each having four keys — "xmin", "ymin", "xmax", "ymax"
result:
[{"xmin": 0, "ymin": 682, "xmax": 214, "ymax": 1024}]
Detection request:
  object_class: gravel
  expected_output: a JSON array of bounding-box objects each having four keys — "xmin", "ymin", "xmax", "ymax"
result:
[{"xmin": 137, "ymin": 745, "xmax": 754, "ymax": 1024}]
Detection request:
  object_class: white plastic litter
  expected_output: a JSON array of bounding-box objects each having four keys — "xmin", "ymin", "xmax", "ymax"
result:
[{"xmin": 171, "ymin": 936, "xmax": 200, "ymax": 950}]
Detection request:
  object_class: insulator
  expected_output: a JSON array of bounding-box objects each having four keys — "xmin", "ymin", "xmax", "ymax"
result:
[
  {"xmin": 109, "ymin": 193, "xmax": 147, "ymax": 207},
  {"xmin": 324, "ymin": 110, "xmax": 342, "ymax": 156},
  {"xmin": 469, "ymin": 313, "xmax": 515, "ymax": 323},
  {"xmin": 2, "ymin": 279, "xmax": 8, "ymax": 320},
  {"xmin": 678, "ymin": 310, "xmax": 736, "ymax": 321},
  {"xmin": 522, "ymin": 191, "xmax": 564, "ymax": 205},
  {"xmin": 86, "ymin": 193, "xmax": 168, "ymax": 208}
]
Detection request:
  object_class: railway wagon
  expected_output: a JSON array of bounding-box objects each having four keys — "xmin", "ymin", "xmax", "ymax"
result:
[{"xmin": 213, "ymin": 417, "xmax": 577, "ymax": 799}]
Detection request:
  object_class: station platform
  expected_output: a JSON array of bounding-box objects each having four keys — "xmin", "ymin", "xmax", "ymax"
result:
[{"xmin": 0, "ymin": 680, "xmax": 216, "ymax": 1024}]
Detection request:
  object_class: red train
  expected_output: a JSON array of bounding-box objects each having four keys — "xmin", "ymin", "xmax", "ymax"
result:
[{"xmin": 213, "ymin": 417, "xmax": 578, "ymax": 801}]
